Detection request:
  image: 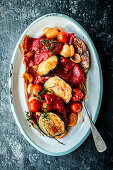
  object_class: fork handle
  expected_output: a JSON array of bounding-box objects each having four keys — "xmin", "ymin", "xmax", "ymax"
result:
[
  {"xmin": 88, "ymin": 115, "xmax": 107, "ymax": 152},
  {"xmin": 84, "ymin": 102, "xmax": 107, "ymax": 152}
]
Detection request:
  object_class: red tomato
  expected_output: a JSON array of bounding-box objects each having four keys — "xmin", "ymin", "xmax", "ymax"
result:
[
  {"xmin": 70, "ymin": 102, "xmax": 82, "ymax": 113},
  {"xmin": 72, "ymin": 88, "xmax": 84, "ymax": 101},
  {"xmin": 42, "ymin": 102, "xmax": 51, "ymax": 112},
  {"xmin": 33, "ymin": 84, "xmax": 43, "ymax": 96},
  {"xmin": 57, "ymin": 31, "xmax": 69, "ymax": 43},
  {"xmin": 69, "ymin": 64, "xmax": 84, "ymax": 85},
  {"xmin": 28, "ymin": 100, "xmax": 41, "ymax": 112}
]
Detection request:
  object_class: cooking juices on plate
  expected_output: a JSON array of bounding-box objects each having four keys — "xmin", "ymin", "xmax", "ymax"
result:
[{"xmin": 22, "ymin": 27, "xmax": 89, "ymax": 140}]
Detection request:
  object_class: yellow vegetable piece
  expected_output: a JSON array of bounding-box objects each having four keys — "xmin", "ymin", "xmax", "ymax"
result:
[
  {"xmin": 43, "ymin": 27, "xmax": 50, "ymax": 33},
  {"xmin": 22, "ymin": 73, "xmax": 33, "ymax": 83},
  {"xmin": 70, "ymin": 53, "xmax": 81, "ymax": 63},
  {"xmin": 70, "ymin": 45, "xmax": 75, "ymax": 57},
  {"xmin": 45, "ymin": 28, "xmax": 58, "ymax": 39},
  {"xmin": 60, "ymin": 44, "xmax": 71, "ymax": 58},
  {"xmin": 27, "ymin": 84, "xmax": 34, "ymax": 94}
]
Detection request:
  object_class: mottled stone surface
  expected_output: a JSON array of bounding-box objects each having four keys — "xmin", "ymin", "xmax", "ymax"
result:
[{"xmin": 0, "ymin": 0, "xmax": 113, "ymax": 169}]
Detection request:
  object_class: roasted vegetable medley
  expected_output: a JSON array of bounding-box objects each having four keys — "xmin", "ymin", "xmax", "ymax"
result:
[{"xmin": 22, "ymin": 27, "xmax": 89, "ymax": 139}]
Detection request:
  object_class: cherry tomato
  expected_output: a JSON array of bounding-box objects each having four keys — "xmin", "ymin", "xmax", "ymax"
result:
[
  {"xmin": 57, "ymin": 31, "xmax": 68, "ymax": 43},
  {"xmin": 33, "ymin": 84, "xmax": 43, "ymax": 96},
  {"xmin": 72, "ymin": 88, "xmax": 84, "ymax": 102},
  {"xmin": 28, "ymin": 99, "xmax": 41, "ymax": 112},
  {"xmin": 70, "ymin": 102, "xmax": 82, "ymax": 113},
  {"xmin": 42, "ymin": 102, "xmax": 51, "ymax": 112}
]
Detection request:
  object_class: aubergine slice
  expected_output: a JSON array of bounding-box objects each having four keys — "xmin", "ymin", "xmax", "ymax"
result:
[
  {"xmin": 74, "ymin": 37, "xmax": 89, "ymax": 73},
  {"xmin": 38, "ymin": 112, "xmax": 65, "ymax": 137},
  {"xmin": 44, "ymin": 76, "xmax": 72, "ymax": 103},
  {"xmin": 37, "ymin": 55, "xmax": 59, "ymax": 76}
]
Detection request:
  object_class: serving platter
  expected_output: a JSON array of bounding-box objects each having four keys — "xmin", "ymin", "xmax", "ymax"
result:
[{"xmin": 9, "ymin": 13, "xmax": 103, "ymax": 156}]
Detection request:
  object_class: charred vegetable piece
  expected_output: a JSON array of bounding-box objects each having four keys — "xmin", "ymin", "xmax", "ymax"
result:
[
  {"xmin": 38, "ymin": 112, "xmax": 65, "ymax": 137},
  {"xmin": 55, "ymin": 130, "xmax": 67, "ymax": 139},
  {"xmin": 37, "ymin": 55, "xmax": 59, "ymax": 76},
  {"xmin": 44, "ymin": 94, "xmax": 68, "ymax": 125},
  {"xmin": 44, "ymin": 76, "xmax": 72, "ymax": 103},
  {"xmin": 70, "ymin": 53, "xmax": 81, "ymax": 63},
  {"xmin": 74, "ymin": 37, "xmax": 89, "ymax": 73}
]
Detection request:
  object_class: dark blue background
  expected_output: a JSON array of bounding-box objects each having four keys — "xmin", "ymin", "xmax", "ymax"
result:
[{"xmin": 0, "ymin": 0, "xmax": 113, "ymax": 169}]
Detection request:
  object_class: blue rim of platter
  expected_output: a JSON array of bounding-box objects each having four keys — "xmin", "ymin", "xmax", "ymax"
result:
[{"xmin": 9, "ymin": 13, "xmax": 103, "ymax": 156}]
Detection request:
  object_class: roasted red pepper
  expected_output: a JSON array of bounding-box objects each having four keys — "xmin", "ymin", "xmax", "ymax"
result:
[
  {"xmin": 23, "ymin": 37, "xmax": 63, "ymax": 65},
  {"xmin": 44, "ymin": 94, "xmax": 68, "ymax": 125}
]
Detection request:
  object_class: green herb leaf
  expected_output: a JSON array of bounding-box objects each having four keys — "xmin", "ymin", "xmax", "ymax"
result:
[
  {"xmin": 49, "ymin": 51, "xmax": 54, "ymax": 56},
  {"xmin": 46, "ymin": 46, "xmax": 53, "ymax": 51},
  {"xmin": 25, "ymin": 111, "xmax": 45, "ymax": 136},
  {"xmin": 41, "ymin": 40, "xmax": 46, "ymax": 44},
  {"xmin": 41, "ymin": 112, "xmax": 50, "ymax": 122}
]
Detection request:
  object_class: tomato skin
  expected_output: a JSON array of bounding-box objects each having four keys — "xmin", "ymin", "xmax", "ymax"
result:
[
  {"xmin": 33, "ymin": 84, "xmax": 43, "ymax": 96},
  {"xmin": 42, "ymin": 102, "xmax": 51, "ymax": 112},
  {"xmin": 28, "ymin": 99, "xmax": 41, "ymax": 112},
  {"xmin": 70, "ymin": 102, "xmax": 82, "ymax": 113},
  {"xmin": 57, "ymin": 31, "xmax": 69, "ymax": 43},
  {"xmin": 72, "ymin": 88, "xmax": 84, "ymax": 102}
]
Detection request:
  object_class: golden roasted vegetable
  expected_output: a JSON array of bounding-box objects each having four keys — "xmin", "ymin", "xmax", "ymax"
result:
[
  {"xmin": 38, "ymin": 112, "xmax": 65, "ymax": 137},
  {"xmin": 44, "ymin": 76, "xmax": 72, "ymax": 103},
  {"xmin": 70, "ymin": 45, "xmax": 75, "ymax": 57},
  {"xmin": 60, "ymin": 44, "xmax": 75, "ymax": 58},
  {"xmin": 37, "ymin": 55, "xmax": 59, "ymax": 76},
  {"xmin": 22, "ymin": 73, "xmax": 33, "ymax": 83},
  {"xmin": 45, "ymin": 28, "xmax": 58, "ymax": 39},
  {"xmin": 60, "ymin": 44, "xmax": 70, "ymax": 58},
  {"xmin": 43, "ymin": 27, "xmax": 50, "ymax": 33},
  {"xmin": 70, "ymin": 53, "xmax": 81, "ymax": 63}
]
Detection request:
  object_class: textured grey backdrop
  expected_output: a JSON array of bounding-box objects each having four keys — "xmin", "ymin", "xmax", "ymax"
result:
[{"xmin": 0, "ymin": 0, "xmax": 113, "ymax": 170}]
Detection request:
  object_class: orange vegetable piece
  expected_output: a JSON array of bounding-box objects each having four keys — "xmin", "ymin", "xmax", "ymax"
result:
[
  {"xmin": 33, "ymin": 84, "xmax": 43, "ymax": 96},
  {"xmin": 27, "ymin": 84, "xmax": 34, "ymax": 94},
  {"xmin": 42, "ymin": 102, "xmax": 51, "ymax": 112},
  {"xmin": 22, "ymin": 73, "xmax": 33, "ymax": 83},
  {"xmin": 68, "ymin": 113, "xmax": 78, "ymax": 126},
  {"xmin": 55, "ymin": 130, "xmax": 67, "ymax": 139},
  {"xmin": 43, "ymin": 27, "xmax": 50, "ymax": 33},
  {"xmin": 45, "ymin": 28, "xmax": 58, "ymax": 39},
  {"xmin": 70, "ymin": 53, "xmax": 81, "ymax": 63}
]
